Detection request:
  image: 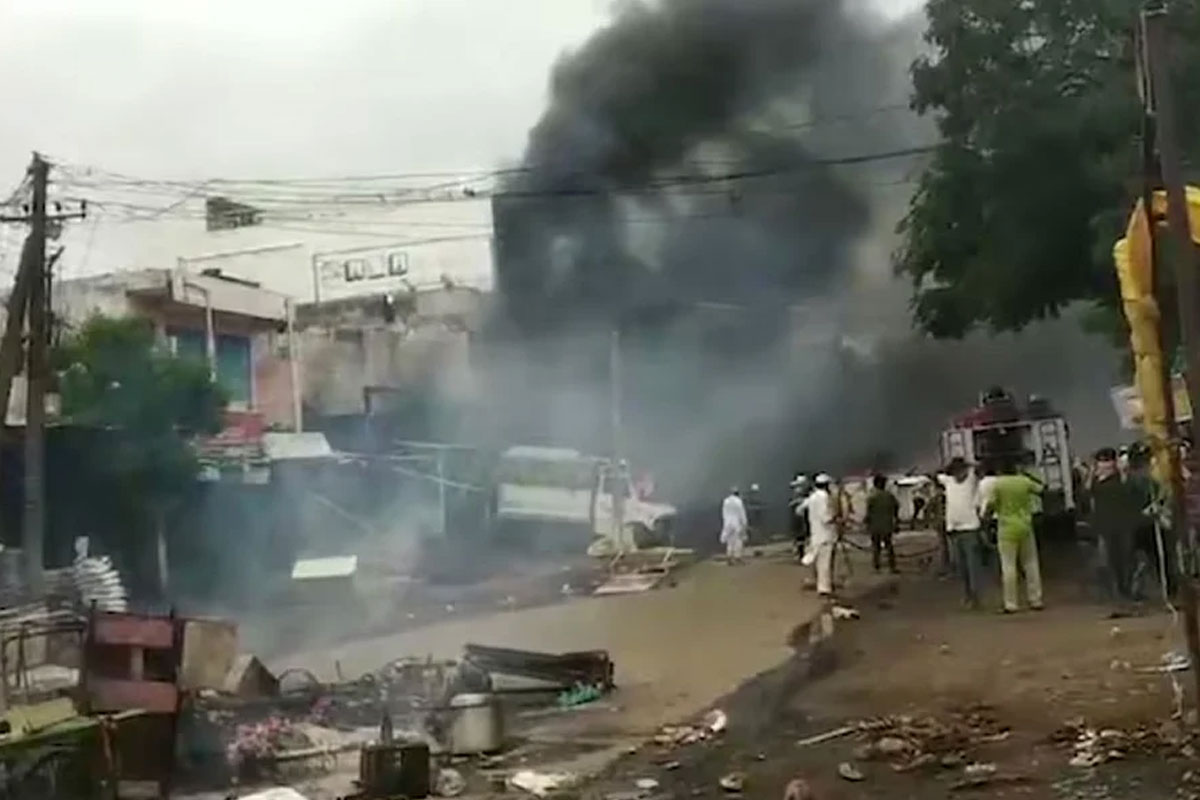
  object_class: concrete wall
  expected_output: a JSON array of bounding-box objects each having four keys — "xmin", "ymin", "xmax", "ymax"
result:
[{"xmin": 297, "ymin": 286, "xmax": 484, "ymax": 416}]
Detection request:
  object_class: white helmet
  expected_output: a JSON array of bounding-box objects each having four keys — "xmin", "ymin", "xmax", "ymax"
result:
[{"xmin": 815, "ymin": 473, "xmax": 833, "ymax": 486}]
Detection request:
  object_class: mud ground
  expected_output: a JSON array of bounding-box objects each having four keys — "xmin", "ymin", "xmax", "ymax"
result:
[
  {"xmin": 277, "ymin": 544, "xmax": 888, "ymax": 736},
  {"xmin": 590, "ymin": 543, "xmax": 1199, "ymax": 800}
]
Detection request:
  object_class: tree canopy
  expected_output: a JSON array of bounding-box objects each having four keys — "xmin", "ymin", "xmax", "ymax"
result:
[
  {"xmin": 53, "ymin": 315, "xmax": 226, "ymax": 508},
  {"xmin": 896, "ymin": 0, "xmax": 1200, "ymax": 339}
]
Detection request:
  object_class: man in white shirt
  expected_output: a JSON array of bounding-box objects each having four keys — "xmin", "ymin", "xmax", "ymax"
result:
[
  {"xmin": 937, "ymin": 457, "xmax": 984, "ymax": 609},
  {"xmin": 800, "ymin": 474, "xmax": 837, "ymax": 597},
  {"xmin": 720, "ymin": 488, "xmax": 749, "ymax": 565}
]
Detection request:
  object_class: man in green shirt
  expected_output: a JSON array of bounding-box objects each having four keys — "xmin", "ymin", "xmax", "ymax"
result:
[{"xmin": 983, "ymin": 458, "xmax": 1045, "ymax": 613}]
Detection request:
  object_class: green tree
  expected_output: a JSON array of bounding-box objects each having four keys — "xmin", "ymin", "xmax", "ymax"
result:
[
  {"xmin": 53, "ymin": 315, "xmax": 226, "ymax": 590},
  {"xmin": 896, "ymin": 0, "xmax": 1200, "ymax": 340}
]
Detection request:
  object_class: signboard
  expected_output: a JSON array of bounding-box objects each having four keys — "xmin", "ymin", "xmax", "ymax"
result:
[
  {"xmin": 1111, "ymin": 375, "xmax": 1194, "ymax": 430},
  {"xmin": 314, "ymin": 250, "xmax": 409, "ymax": 299}
]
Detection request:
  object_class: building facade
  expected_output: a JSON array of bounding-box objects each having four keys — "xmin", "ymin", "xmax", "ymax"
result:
[{"xmin": 39, "ymin": 268, "xmax": 300, "ymax": 431}]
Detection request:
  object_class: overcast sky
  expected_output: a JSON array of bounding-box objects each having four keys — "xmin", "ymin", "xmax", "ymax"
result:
[{"xmin": 0, "ymin": 0, "xmax": 922, "ymax": 186}]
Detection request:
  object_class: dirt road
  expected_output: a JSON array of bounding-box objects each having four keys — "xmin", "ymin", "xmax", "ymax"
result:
[
  {"xmin": 278, "ymin": 546, "xmax": 885, "ymax": 737},
  {"xmin": 592, "ymin": 551, "xmax": 1197, "ymax": 800}
]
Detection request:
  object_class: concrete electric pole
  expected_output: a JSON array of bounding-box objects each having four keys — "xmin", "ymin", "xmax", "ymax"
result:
[{"xmin": 22, "ymin": 154, "xmax": 49, "ymax": 594}]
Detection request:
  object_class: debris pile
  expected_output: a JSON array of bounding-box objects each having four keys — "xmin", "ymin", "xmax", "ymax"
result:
[
  {"xmin": 654, "ymin": 709, "xmax": 728, "ymax": 747},
  {"xmin": 227, "ymin": 716, "xmax": 313, "ymax": 777},
  {"xmin": 1051, "ymin": 718, "xmax": 1193, "ymax": 768},
  {"xmin": 851, "ymin": 708, "xmax": 1010, "ymax": 772}
]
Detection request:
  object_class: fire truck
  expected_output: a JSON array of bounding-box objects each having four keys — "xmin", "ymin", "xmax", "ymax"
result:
[{"xmin": 939, "ymin": 387, "xmax": 1078, "ymax": 534}]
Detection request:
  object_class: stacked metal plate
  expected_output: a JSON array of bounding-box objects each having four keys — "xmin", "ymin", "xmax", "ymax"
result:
[{"xmin": 71, "ymin": 556, "xmax": 128, "ymax": 612}]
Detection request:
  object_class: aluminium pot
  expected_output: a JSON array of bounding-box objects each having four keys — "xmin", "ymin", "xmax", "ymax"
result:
[{"xmin": 447, "ymin": 692, "xmax": 504, "ymax": 754}]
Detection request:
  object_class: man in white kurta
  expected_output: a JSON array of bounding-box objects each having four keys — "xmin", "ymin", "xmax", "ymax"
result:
[
  {"xmin": 720, "ymin": 488, "xmax": 749, "ymax": 565},
  {"xmin": 801, "ymin": 474, "xmax": 837, "ymax": 596}
]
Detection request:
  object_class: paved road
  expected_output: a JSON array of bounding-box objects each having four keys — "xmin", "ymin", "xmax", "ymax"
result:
[{"xmin": 279, "ymin": 549, "xmax": 878, "ymax": 736}]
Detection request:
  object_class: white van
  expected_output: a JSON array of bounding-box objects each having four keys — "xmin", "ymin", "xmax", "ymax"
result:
[{"xmin": 494, "ymin": 446, "xmax": 677, "ymax": 554}]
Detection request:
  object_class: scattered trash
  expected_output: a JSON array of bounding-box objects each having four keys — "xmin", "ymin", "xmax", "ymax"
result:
[
  {"xmin": 831, "ymin": 605, "xmax": 860, "ymax": 620},
  {"xmin": 851, "ymin": 709, "xmax": 1010, "ymax": 773},
  {"xmin": 562, "ymin": 583, "xmax": 575, "ymax": 596},
  {"xmin": 950, "ymin": 773, "xmax": 1031, "ymax": 791},
  {"xmin": 719, "ymin": 772, "xmax": 745, "ymax": 793},
  {"xmin": 636, "ymin": 778, "xmax": 661, "ymax": 791},
  {"xmin": 437, "ymin": 767, "xmax": 467, "ymax": 797},
  {"xmin": 238, "ymin": 789, "xmax": 311, "ymax": 800},
  {"xmin": 963, "ymin": 762, "xmax": 997, "ymax": 780},
  {"xmin": 875, "ymin": 736, "xmax": 911, "ymax": 756},
  {"xmin": 510, "ymin": 769, "xmax": 578, "ymax": 797},
  {"xmin": 796, "ymin": 725, "xmax": 855, "ymax": 748},
  {"xmin": 939, "ymin": 644, "xmax": 951, "ymax": 655},
  {"xmin": 655, "ymin": 709, "xmax": 728, "ymax": 747},
  {"xmin": 663, "ymin": 761, "xmax": 681, "ymax": 771},
  {"xmin": 1155, "ymin": 650, "xmax": 1191, "ymax": 674},
  {"xmin": 706, "ymin": 709, "xmax": 728, "ymax": 734},
  {"xmin": 782, "ymin": 777, "xmax": 815, "ymax": 800},
  {"xmin": 558, "ymin": 682, "xmax": 604, "ymax": 708},
  {"xmin": 837, "ymin": 762, "xmax": 864, "ymax": 782},
  {"xmin": 1054, "ymin": 719, "xmax": 1183, "ymax": 768},
  {"xmin": 893, "ymin": 753, "xmax": 937, "ymax": 773}
]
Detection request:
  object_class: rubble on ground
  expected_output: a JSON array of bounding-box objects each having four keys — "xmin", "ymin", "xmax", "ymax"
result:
[
  {"xmin": 1051, "ymin": 717, "xmax": 1196, "ymax": 768},
  {"xmin": 654, "ymin": 709, "xmax": 728, "ymax": 747},
  {"xmin": 850, "ymin": 707, "xmax": 1010, "ymax": 772}
]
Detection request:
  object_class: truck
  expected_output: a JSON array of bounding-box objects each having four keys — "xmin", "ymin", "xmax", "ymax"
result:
[
  {"xmin": 939, "ymin": 388, "xmax": 1077, "ymax": 533},
  {"xmin": 493, "ymin": 445, "xmax": 678, "ymax": 555}
]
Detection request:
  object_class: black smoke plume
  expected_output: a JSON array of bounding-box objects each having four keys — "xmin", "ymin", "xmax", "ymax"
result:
[
  {"xmin": 485, "ymin": 0, "xmax": 1118, "ymax": 513},
  {"xmin": 494, "ymin": 0, "xmax": 871, "ymax": 327}
]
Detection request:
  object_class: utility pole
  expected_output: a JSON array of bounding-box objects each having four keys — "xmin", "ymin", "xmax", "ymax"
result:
[
  {"xmin": 609, "ymin": 327, "xmax": 626, "ymax": 550},
  {"xmin": 22, "ymin": 154, "xmax": 48, "ymax": 594},
  {"xmin": 1142, "ymin": 5, "xmax": 1200, "ymax": 708}
]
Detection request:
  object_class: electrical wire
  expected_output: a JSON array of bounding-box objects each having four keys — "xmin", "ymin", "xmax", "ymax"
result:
[
  {"xmin": 42, "ymin": 100, "xmax": 922, "ymax": 192},
  {"xmin": 51, "ymin": 143, "xmax": 936, "ymax": 210}
]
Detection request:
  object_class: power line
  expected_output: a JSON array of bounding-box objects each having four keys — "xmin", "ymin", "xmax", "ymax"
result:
[
  {"xmin": 57, "ymin": 145, "xmax": 934, "ymax": 220},
  {"xmin": 43, "ymin": 100, "xmax": 920, "ymax": 192}
]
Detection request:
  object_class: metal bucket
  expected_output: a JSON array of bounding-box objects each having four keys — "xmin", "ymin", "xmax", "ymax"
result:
[{"xmin": 447, "ymin": 692, "xmax": 503, "ymax": 754}]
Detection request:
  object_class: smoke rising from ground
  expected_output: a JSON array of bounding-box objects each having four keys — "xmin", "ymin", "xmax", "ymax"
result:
[{"xmin": 484, "ymin": 0, "xmax": 1118, "ymax": 509}]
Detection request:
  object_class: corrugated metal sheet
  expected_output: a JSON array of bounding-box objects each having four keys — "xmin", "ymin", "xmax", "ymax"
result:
[
  {"xmin": 291, "ymin": 555, "xmax": 357, "ymax": 580},
  {"xmin": 263, "ymin": 432, "xmax": 333, "ymax": 461}
]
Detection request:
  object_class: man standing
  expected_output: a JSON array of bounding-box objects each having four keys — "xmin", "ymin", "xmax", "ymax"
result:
[
  {"xmin": 720, "ymin": 487, "xmax": 749, "ymax": 565},
  {"xmin": 789, "ymin": 475, "xmax": 811, "ymax": 562},
  {"xmin": 801, "ymin": 474, "xmax": 837, "ymax": 597},
  {"xmin": 1088, "ymin": 447, "xmax": 1139, "ymax": 611},
  {"xmin": 865, "ymin": 474, "xmax": 900, "ymax": 574},
  {"xmin": 746, "ymin": 483, "xmax": 765, "ymax": 543},
  {"xmin": 983, "ymin": 460, "xmax": 1045, "ymax": 613},
  {"xmin": 937, "ymin": 457, "xmax": 984, "ymax": 609}
]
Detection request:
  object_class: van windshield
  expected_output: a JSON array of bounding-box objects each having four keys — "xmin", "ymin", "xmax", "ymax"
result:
[{"xmin": 496, "ymin": 456, "xmax": 596, "ymax": 490}]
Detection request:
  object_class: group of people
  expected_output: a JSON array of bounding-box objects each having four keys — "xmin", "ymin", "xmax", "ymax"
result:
[
  {"xmin": 1079, "ymin": 443, "xmax": 1169, "ymax": 611},
  {"xmin": 721, "ymin": 475, "xmax": 839, "ymax": 595},
  {"xmin": 865, "ymin": 457, "xmax": 1046, "ymax": 612},
  {"xmin": 720, "ymin": 441, "xmax": 1178, "ymax": 615},
  {"xmin": 723, "ymin": 454, "xmax": 1049, "ymax": 613}
]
